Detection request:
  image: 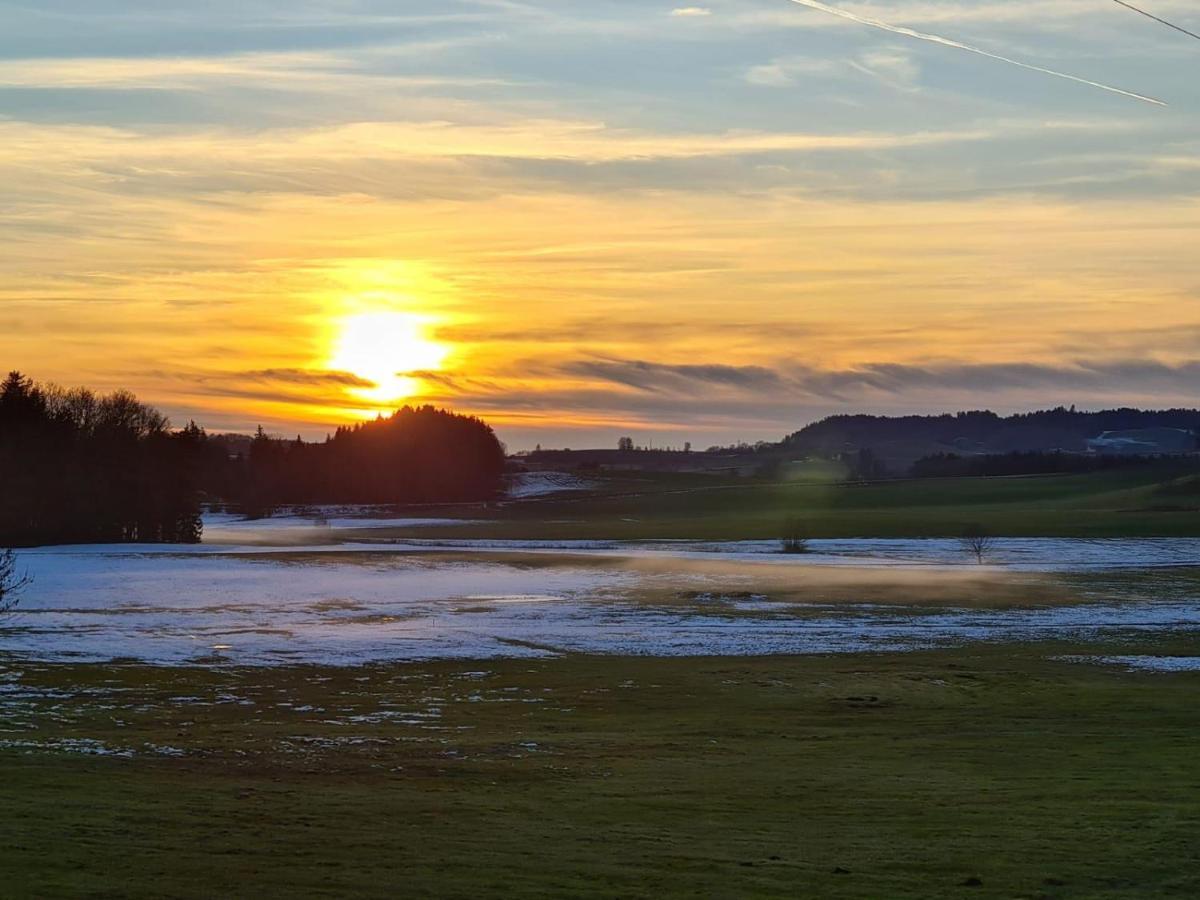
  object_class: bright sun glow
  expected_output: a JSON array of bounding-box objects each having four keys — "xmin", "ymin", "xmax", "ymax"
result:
[{"xmin": 328, "ymin": 311, "xmax": 448, "ymax": 407}]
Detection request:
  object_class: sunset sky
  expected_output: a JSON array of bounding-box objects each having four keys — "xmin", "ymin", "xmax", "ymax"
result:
[{"xmin": 3, "ymin": 1, "xmax": 1198, "ymax": 449}]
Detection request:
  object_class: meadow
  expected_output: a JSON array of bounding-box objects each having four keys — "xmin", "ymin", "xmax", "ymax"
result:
[
  {"xmin": 3, "ymin": 477, "xmax": 1198, "ymax": 898},
  {"xmin": 3, "ymin": 639, "xmax": 1198, "ymax": 898},
  {"xmin": 355, "ymin": 465, "xmax": 1200, "ymax": 542}
]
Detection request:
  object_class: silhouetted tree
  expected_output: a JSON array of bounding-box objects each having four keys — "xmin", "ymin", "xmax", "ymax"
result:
[
  {"xmin": 201, "ymin": 405, "xmax": 506, "ymax": 512},
  {"xmin": 2, "ymin": 373, "xmax": 509, "ymax": 542},
  {"xmin": 959, "ymin": 525, "xmax": 996, "ymax": 564},
  {"xmin": 845, "ymin": 447, "xmax": 888, "ymax": 482},
  {"xmin": 0, "ymin": 372, "xmax": 204, "ymax": 546},
  {"xmin": 0, "ymin": 549, "xmax": 32, "ymax": 613}
]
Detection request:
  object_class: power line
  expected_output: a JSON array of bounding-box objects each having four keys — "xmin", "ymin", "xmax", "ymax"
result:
[{"xmin": 1112, "ymin": 0, "xmax": 1200, "ymax": 42}]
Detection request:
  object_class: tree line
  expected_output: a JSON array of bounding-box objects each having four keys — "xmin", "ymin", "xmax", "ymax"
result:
[
  {"xmin": 909, "ymin": 450, "xmax": 1169, "ymax": 479},
  {"xmin": 217, "ymin": 405, "xmax": 506, "ymax": 518},
  {"xmin": 0, "ymin": 372, "xmax": 507, "ymax": 546},
  {"xmin": 0, "ymin": 372, "xmax": 204, "ymax": 546},
  {"xmin": 784, "ymin": 406, "xmax": 1200, "ymax": 456}
]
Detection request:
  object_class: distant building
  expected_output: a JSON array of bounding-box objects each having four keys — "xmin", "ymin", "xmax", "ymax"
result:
[{"xmin": 1086, "ymin": 428, "xmax": 1196, "ymax": 456}]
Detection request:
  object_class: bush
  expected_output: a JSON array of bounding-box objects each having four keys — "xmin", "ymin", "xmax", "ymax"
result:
[{"xmin": 780, "ymin": 520, "xmax": 811, "ymax": 555}]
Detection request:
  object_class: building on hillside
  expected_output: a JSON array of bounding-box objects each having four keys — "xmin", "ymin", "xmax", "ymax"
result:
[{"xmin": 1086, "ymin": 428, "xmax": 1196, "ymax": 456}]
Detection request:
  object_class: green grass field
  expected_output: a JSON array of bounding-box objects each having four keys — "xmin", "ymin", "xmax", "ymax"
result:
[
  {"xmin": 360, "ymin": 465, "xmax": 1200, "ymax": 542},
  {"xmin": 3, "ymin": 638, "xmax": 1198, "ymax": 898},
  {"xmin": 7, "ymin": 465, "xmax": 1199, "ymax": 897}
]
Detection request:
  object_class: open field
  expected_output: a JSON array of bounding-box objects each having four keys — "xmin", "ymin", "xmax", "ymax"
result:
[
  {"xmin": 3, "ymin": 640, "xmax": 1199, "ymax": 898},
  {"xmin": 5, "ymin": 512, "xmax": 1199, "ymax": 897},
  {"xmin": 345, "ymin": 467, "xmax": 1200, "ymax": 542}
]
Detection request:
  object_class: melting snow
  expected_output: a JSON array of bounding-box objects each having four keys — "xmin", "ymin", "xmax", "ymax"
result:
[
  {"xmin": 2, "ymin": 534, "xmax": 1198, "ymax": 667},
  {"xmin": 505, "ymin": 472, "xmax": 597, "ymax": 499},
  {"xmin": 203, "ymin": 511, "xmax": 480, "ymax": 544},
  {"xmin": 1059, "ymin": 655, "xmax": 1200, "ymax": 672}
]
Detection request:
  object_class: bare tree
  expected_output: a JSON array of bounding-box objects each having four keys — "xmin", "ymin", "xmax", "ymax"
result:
[
  {"xmin": 780, "ymin": 519, "xmax": 811, "ymax": 555},
  {"xmin": 959, "ymin": 525, "xmax": 996, "ymax": 564},
  {"xmin": 0, "ymin": 549, "xmax": 32, "ymax": 613}
]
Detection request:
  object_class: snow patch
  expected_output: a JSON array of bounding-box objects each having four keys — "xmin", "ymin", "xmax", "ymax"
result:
[
  {"xmin": 1059, "ymin": 655, "xmax": 1200, "ymax": 672},
  {"xmin": 202, "ymin": 511, "xmax": 479, "ymax": 544},
  {"xmin": 466, "ymin": 595, "xmax": 561, "ymax": 604},
  {"xmin": 506, "ymin": 472, "xmax": 597, "ymax": 498}
]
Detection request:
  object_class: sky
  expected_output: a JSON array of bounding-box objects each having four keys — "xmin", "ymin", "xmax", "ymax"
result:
[{"xmin": 2, "ymin": 0, "xmax": 1198, "ymax": 450}]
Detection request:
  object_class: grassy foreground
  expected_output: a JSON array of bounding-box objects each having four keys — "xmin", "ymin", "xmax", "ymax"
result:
[
  {"xmin": 358, "ymin": 466, "xmax": 1200, "ymax": 542},
  {"xmin": 3, "ymin": 640, "xmax": 1199, "ymax": 898}
]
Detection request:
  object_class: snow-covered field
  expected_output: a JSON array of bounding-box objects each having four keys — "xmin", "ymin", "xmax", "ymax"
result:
[
  {"xmin": 203, "ymin": 512, "xmax": 1200, "ymax": 570},
  {"xmin": 202, "ymin": 510, "xmax": 482, "ymax": 545},
  {"xmin": 505, "ymin": 471, "xmax": 597, "ymax": 498},
  {"xmin": 195, "ymin": 508, "xmax": 1200, "ymax": 569},
  {"xmin": 354, "ymin": 536, "xmax": 1200, "ymax": 572},
  {"xmin": 2, "ymin": 524, "xmax": 1199, "ymax": 666}
]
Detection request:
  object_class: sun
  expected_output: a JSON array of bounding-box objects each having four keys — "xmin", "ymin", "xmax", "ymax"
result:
[{"xmin": 327, "ymin": 311, "xmax": 448, "ymax": 406}]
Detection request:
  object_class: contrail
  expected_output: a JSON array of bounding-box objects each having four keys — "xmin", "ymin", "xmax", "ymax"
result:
[
  {"xmin": 1112, "ymin": 0, "xmax": 1200, "ymax": 42},
  {"xmin": 785, "ymin": 0, "xmax": 1166, "ymax": 106}
]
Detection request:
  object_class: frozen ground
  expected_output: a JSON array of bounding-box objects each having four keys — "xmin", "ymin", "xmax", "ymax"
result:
[
  {"xmin": 505, "ymin": 471, "xmax": 597, "ymax": 498},
  {"xmin": 1058, "ymin": 655, "xmax": 1200, "ymax": 672},
  {"xmin": 2, "ymin": 530, "xmax": 1199, "ymax": 666},
  {"xmin": 361, "ymin": 536, "xmax": 1200, "ymax": 572},
  {"xmin": 205, "ymin": 513, "xmax": 1200, "ymax": 570},
  {"xmin": 202, "ymin": 511, "xmax": 483, "ymax": 545}
]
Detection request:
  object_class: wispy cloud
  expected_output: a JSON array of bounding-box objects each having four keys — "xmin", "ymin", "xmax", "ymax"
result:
[
  {"xmin": 1, "ymin": 0, "xmax": 1197, "ymax": 446},
  {"xmin": 784, "ymin": 0, "xmax": 1167, "ymax": 105},
  {"xmin": 239, "ymin": 369, "xmax": 376, "ymax": 389},
  {"xmin": 0, "ymin": 118, "xmax": 1007, "ymax": 167},
  {"xmin": 559, "ymin": 357, "xmax": 1200, "ymax": 402},
  {"xmin": 0, "ymin": 52, "xmax": 517, "ymax": 91},
  {"xmin": 565, "ymin": 359, "xmax": 785, "ymax": 393},
  {"xmin": 394, "ymin": 356, "xmax": 1200, "ymax": 442}
]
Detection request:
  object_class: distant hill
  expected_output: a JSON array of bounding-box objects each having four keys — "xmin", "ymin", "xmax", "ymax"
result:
[{"xmin": 783, "ymin": 407, "xmax": 1200, "ymax": 471}]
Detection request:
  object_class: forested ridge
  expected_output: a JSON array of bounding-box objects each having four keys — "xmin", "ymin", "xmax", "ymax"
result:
[
  {"xmin": 0, "ymin": 372, "xmax": 506, "ymax": 546},
  {"xmin": 785, "ymin": 407, "xmax": 1200, "ymax": 455}
]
